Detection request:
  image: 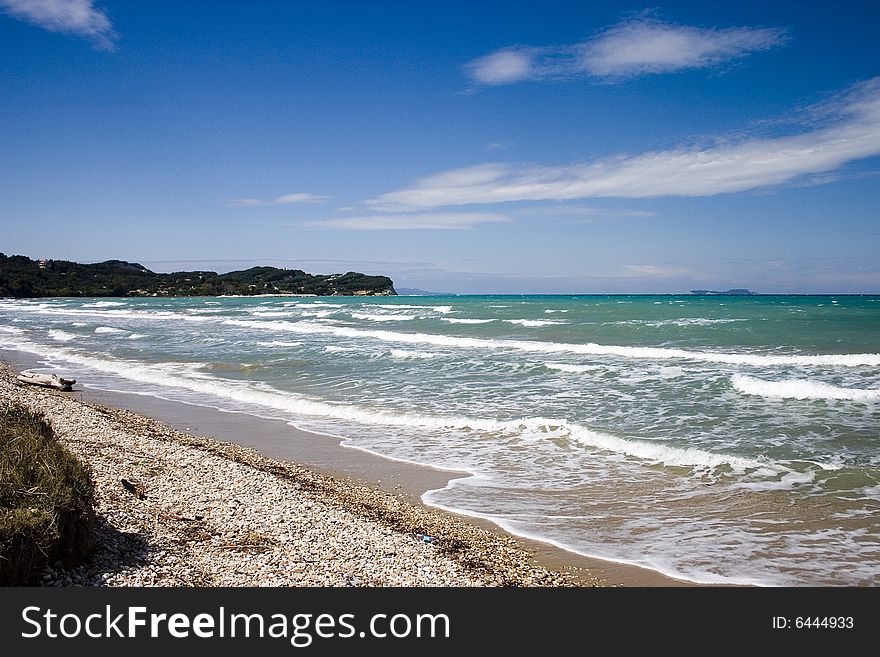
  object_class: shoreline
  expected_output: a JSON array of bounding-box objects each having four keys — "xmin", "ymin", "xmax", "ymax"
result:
[{"xmin": 1, "ymin": 348, "xmax": 691, "ymax": 586}]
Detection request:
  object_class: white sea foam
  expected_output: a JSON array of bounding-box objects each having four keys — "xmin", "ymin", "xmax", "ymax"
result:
[
  {"xmin": 731, "ymin": 374, "xmax": 880, "ymax": 401},
  {"xmin": 221, "ymin": 319, "xmax": 880, "ymax": 367},
  {"xmin": 82, "ymin": 301, "xmax": 127, "ymax": 308},
  {"xmin": 613, "ymin": 318, "xmax": 746, "ymax": 327},
  {"xmin": 544, "ymin": 309, "xmax": 571, "ymax": 314},
  {"xmin": 95, "ymin": 326, "xmax": 126, "ymax": 334},
  {"xmin": 442, "ymin": 318, "xmax": 495, "ymax": 324},
  {"xmin": 389, "ymin": 349, "xmax": 438, "ymax": 360},
  {"xmin": 300, "ymin": 310, "xmax": 336, "ymax": 318},
  {"xmin": 730, "ymin": 470, "xmax": 818, "ymax": 492},
  {"xmin": 350, "ymin": 313, "xmax": 416, "ymax": 322},
  {"xmin": 371, "ymin": 304, "xmax": 450, "ymax": 312},
  {"xmin": 566, "ymin": 424, "xmax": 766, "ymax": 472},
  {"xmin": 248, "ymin": 310, "xmax": 297, "ymax": 318},
  {"xmin": 128, "ymin": 333, "xmax": 146, "ymax": 340},
  {"xmin": 543, "ymin": 362, "xmax": 604, "ymax": 373},
  {"xmin": 7, "ymin": 306, "xmax": 206, "ymax": 323},
  {"xmin": 323, "ymin": 345, "xmax": 360, "ymax": 353},
  {"xmin": 48, "ymin": 330, "xmax": 76, "ymax": 342},
  {"xmin": 257, "ymin": 341, "xmax": 303, "ymax": 348},
  {"xmin": 505, "ymin": 319, "xmax": 567, "ymax": 327},
  {"xmin": 0, "ymin": 325, "xmax": 24, "ymax": 334}
]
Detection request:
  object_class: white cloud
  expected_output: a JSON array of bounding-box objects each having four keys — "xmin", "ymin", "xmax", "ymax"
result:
[
  {"xmin": 369, "ymin": 78, "xmax": 880, "ymax": 209},
  {"xmin": 0, "ymin": 0, "xmax": 117, "ymax": 50},
  {"xmin": 228, "ymin": 192, "xmax": 329, "ymax": 206},
  {"xmin": 464, "ymin": 17, "xmax": 786, "ymax": 85},
  {"xmin": 581, "ymin": 18, "xmax": 787, "ymax": 79},
  {"xmin": 274, "ymin": 193, "xmax": 328, "ymax": 204},
  {"xmin": 302, "ymin": 212, "xmax": 510, "ymax": 230},
  {"xmin": 466, "ymin": 48, "xmax": 537, "ymax": 84}
]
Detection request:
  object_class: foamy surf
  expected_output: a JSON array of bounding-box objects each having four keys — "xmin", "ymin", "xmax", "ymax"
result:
[
  {"xmin": 350, "ymin": 313, "xmax": 416, "ymax": 322},
  {"xmin": 0, "ymin": 337, "xmax": 769, "ymax": 474},
  {"xmin": 505, "ymin": 319, "xmax": 567, "ymax": 327},
  {"xmin": 389, "ymin": 349, "xmax": 438, "ymax": 360},
  {"xmin": 543, "ymin": 362, "xmax": 604, "ymax": 373},
  {"xmin": 221, "ymin": 318, "xmax": 880, "ymax": 367},
  {"xmin": 732, "ymin": 374, "xmax": 880, "ymax": 401}
]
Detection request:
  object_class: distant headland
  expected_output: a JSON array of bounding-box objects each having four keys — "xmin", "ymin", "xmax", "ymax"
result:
[
  {"xmin": 689, "ymin": 288, "xmax": 757, "ymax": 296},
  {"xmin": 0, "ymin": 254, "xmax": 396, "ymax": 298}
]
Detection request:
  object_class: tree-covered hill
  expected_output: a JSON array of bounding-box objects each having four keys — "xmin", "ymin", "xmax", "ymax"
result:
[{"xmin": 0, "ymin": 254, "xmax": 396, "ymax": 297}]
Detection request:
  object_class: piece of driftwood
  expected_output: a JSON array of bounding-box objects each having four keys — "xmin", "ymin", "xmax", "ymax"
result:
[{"xmin": 16, "ymin": 372, "xmax": 76, "ymax": 392}]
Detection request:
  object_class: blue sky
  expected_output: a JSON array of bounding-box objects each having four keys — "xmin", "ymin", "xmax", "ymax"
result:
[{"xmin": 1, "ymin": 0, "xmax": 878, "ymax": 293}]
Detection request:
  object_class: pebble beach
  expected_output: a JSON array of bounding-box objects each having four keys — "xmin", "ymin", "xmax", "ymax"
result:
[{"xmin": 0, "ymin": 364, "xmax": 587, "ymax": 587}]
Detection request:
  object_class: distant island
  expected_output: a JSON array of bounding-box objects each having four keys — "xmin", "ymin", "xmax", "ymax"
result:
[
  {"xmin": 689, "ymin": 289, "xmax": 757, "ymax": 296},
  {"xmin": 395, "ymin": 287, "xmax": 450, "ymax": 296},
  {"xmin": 0, "ymin": 254, "xmax": 396, "ymax": 298}
]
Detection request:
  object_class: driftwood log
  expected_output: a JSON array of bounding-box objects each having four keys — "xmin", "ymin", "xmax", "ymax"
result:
[{"xmin": 16, "ymin": 372, "xmax": 76, "ymax": 392}]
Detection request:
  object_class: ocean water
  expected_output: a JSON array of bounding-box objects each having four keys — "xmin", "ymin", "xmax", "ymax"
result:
[{"xmin": 1, "ymin": 294, "xmax": 878, "ymax": 585}]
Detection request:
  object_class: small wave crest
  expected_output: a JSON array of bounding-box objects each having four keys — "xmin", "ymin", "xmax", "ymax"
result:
[
  {"xmin": 221, "ymin": 319, "xmax": 880, "ymax": 367},
  {"xmin": 543, "ymin": 362, "xmax": 604, "ymax": 373},
  {"xmin": 82, "ymin": 301, "xmax": 127, "ymax": 308},
  {"xmin": 505, "ymin": 319, "xmax": 568, "ymax": 327},
  {"xmin": 350, "ymin": 313, "xmax": 416, "ymax": 322},
  {"xmin": 731, "ymin": 374, "xmax": 880, "ymax": 401},
  {"xmin": 612, "ymin": 318, "xmax": 746, "ymax": 327},
  {"xmin": 389, "ymin": 349, "xmax": 438, "ymax": 360}
]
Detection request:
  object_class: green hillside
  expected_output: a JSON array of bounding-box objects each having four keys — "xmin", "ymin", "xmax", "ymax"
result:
[{"xmin": 0, "ymin": 254, "xmax": 396, "ymax": 298}]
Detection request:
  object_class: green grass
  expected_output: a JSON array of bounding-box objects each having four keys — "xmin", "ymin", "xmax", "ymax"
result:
[{"xmin": 0, "ymin": 403, "xmax": 95, "ymax": 585}]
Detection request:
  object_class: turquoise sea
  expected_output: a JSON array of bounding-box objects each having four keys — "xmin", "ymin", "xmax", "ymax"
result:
[{"xmin": 1, "ymin": 294, "xmax": 878, "ymax": 585}]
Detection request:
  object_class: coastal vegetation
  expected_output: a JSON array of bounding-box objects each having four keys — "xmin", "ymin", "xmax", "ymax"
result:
[
  {"xmin": 0, "ymin": 254, "xmax": 396, "ymax": 298},
  {"xmin": 0, "ymin": 403, "xmax": 96, "ymax": 585}
]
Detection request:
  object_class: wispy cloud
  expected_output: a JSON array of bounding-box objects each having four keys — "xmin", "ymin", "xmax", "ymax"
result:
[
  {"xmin": 582, "ymin": 16, "xmax": 787, "ymax": 79},
  {"xmin": 511, "ymin": 204, "xmax": 655, "ymax": 219},
  {"xmin": 485, "ymin": 141, "xmax": 513, "ymax": 151},
  {"xmin": 623, "ymin": 264, "xmax": 693, "ymax": 278},
  {"xmin": 0, "ymin": 0, "xmax": 117, "ymax": 50},
  {"xmin": 369, "ymin": 78, "xmax": 880, "ymax": 210},
  {"xmin": 302, "ymin": 212, "xmax": 510, "ymax": 230},
  {"xmin": 228, "ymin": 192, "xmax": 330, "ymax": 206},
  {"xmin": 465, "ymin": 16, "xmax": 787, "ymax": 85}
]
